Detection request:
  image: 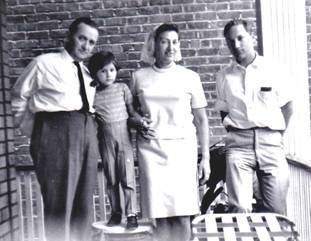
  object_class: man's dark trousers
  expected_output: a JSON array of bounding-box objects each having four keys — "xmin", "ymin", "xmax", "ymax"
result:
[{"xmin": 30, "ymin": 111, "xmax": 99, "ymax": 241}]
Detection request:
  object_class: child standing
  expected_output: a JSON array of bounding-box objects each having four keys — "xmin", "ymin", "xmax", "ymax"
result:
[{"xmin": 89, "ymin": 51, "xmax": 144, "ymax": 229}]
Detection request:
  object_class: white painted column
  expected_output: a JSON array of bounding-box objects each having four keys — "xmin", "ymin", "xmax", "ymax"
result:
[{"xmin": 259, "ymin": 0, "xmax": 311, "ymax": 164}]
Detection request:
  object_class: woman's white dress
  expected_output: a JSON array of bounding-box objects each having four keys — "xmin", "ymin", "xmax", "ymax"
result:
[{"xmin": 132, "ymin": 63, "xmax": 207, "ymax": 218}]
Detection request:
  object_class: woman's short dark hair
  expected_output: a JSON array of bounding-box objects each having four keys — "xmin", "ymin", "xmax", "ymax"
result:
[
  {"xmin": 88, "ymin": 51, "xmax": 120, "ymax": 80},
  {"xmin": 68, "ymin": 17, "xmax": 98, "ymax": 37},
  {"xmin": 223, "ymin": 19, "xmax": 250, "ymax": 38},
  {"xmin": 154, "ymin": 23, "xmax": 179, "ymax": 41}
]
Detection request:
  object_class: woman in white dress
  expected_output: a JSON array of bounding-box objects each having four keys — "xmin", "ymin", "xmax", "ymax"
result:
[{"xmin": 131, "ymin": 23, "xmax": 210, "ymax": 241}]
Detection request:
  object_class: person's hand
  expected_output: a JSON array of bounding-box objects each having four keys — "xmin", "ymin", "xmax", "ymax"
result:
[
  {"xmin": 198, "ymin": 155, "xmax": 211, "ymax": 186},
  {"xmin": 139, "ymin": 115, "xmax": 156, "ymax": 139}
]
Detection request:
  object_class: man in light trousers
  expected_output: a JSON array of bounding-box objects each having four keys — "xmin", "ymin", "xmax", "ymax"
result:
[{"xmin": 215, "ymin": 19, "xmax": 293, "ymax": 214}]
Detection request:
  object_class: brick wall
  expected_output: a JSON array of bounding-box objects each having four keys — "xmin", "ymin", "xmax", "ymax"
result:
[
  {"xmin": 6, "ymin": 0, "xmax": 257, "ymax": 164},
  {"xmin": 0, "ymin": 1, "xmax": 19, "ymax": 240}
]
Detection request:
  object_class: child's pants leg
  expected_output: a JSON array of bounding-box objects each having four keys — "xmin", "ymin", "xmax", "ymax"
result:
[
  {"xmin": 97, "ymin": 120, "xmax": 137, "ymax": 216},
  {"xmin": 115, "ymin": 121, "xmax": 137, "ymax": 216},
  {"xmin": 98, "ymin": 121, "xmax": 122, "ymax": 215}
]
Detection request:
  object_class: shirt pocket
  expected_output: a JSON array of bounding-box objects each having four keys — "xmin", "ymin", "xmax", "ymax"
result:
[{"xmin": 257, "ymin": 87, "xmax": 278, "ymax": 107}]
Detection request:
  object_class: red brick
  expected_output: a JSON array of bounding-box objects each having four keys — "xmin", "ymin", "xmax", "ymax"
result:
[
  {"xmin": 7, "ymin": 0, "xmax": 19, "ymax": 6},
  {"xmin": 180, "ymin": 31, "xmax": 198, "ymax": 40},
  {"xmin": 181, "ymin": 49, "xmax": 196, "ymax": 57},
  {"xmin": 150, "ymin": 14, "xmax": 171, "ymax": 23},
  {"xmin": 150, "ymin": 0, "xmax": 171, "ymax": 6},
  {"xmin": 93, "ymin": 9, "xmax": 115, "ymax": 18},
  {"xmin": 35, "ymin": 12, "xmax": 68, "ymax": 23},
  {"xmin": 198, "ymin": 65, "xmax": 221, "ymax": 74},
  {"xmin": 172, "ymin": 13, "xmax": 194, "ymax": 22},
  {"xmin": 115, "ymin": 8, "xmax": 138, "ymax": 17},
  {"xmin": 187, "ymin": 21, "xmax": 210, "ymax": 30},
  {"xmin": 7, "ymin": 32, "xmax": 26, "ymax": 41},
  {"xmin": 122, "ymin": 43, "xmax": 143, "ymax": 52},
  {"xmin": 8, "ymin": 5, "xmax": 35, "ymax": 14},
  {"xmin": 103, "ymin": 0, "xmax": 126, "ymax": 8},
  {"xmin": 199, "ymin": 29, "xmax": 222, "ymax": 38},
  {"xmin": 176, "ymin": 22, "xmax": 188, "ymax": 31},
  {"xmin": 196, "ymin": 0, "xmax": 217, "ymax": 3},
  {"xmin": 204, "ymin": 81, "xmax": 216, "ymax": 90},
  {"xmin": 122, "ymin": 26, "xmax": 141, "ymax": 34},
  {"xmin": 183, "ymin": 4, "xmax": 207, "ymax": 12},
  {"xmin": 100, "ymin": 27, "xmax": 119, "ymax": 36},
  {"xmin": 197, "ymin": 48, "xmax": 219, "ymax": 56},
  {"xmin": 6, "ymin": 15, "xmax": 24, "ymax": 24},
  {"xmin": 105, "ymin": 17, "xmax": 127, "ymax": 26},
  {"xmin": 183, "ymin": 57, "xmax": 209, "ymax": 66},
  {"xmin": 57, "ymin": 3, "xmax": 80, "ymax": 12},
  {"xmin": 130, "ymin": 33, "xmax": 146, "ymax": 42},
  {"xmin": 216, "ymin": 11, "xmax": 242, "ymax": 20},
  {"xmin": 128, "ymin": 52, "xmax": 141, "ymax": 60},
  {"xmin": 79, "ymin": 2, "xmax": 103, "ymax": 10},
  {"xmin": 138, "ymin": 6, "xmax": 160, "ymax": 15},
  {"xmin": 241, "ymin": 10, "xmax": 256, "ymax": 18},
  {"xmin": 126, "ymin": 0, "xmax": 148, "ymax": 8},
  {"xmin": 16, "ymin": 22, "xmax": 36, "ymax": 31},
  {"xmin": 50, "ymin": 29, "xmax": 66, "ymax": 40},
  {"xmin": 160, "ymin": 5, "xmax": 182, "ymax": 14},
  {"xmin": 37, "ymin": 21, "xmax": 60, "ymax": 31},
  {"xmin": 120, "ymin": 61, "xmax": 140, "ymax": 69},
  {"xmin": 28, "ymin": 31, "xmax": 49, "ymax": 40},
  {"xmin": 195, "ymin": 12, "xmax": 217, "ymax": 20},
  {"xmin": 206, "ymin": 3, "xmax": 229, "ymax": 11},
  {"xmin": 70, "ymin": 11, "xmax": 93, "ymax": 19},
  {"xmin": 20, "ymin": 0, "xmax": 39, "ymax": 3},
  {"xmin": 172, "ymin": 0, "xmax": 194, "ymax": 4},
  {"xmin": 127, "ymin": 16, "xmax": 149, "ymax": 25},
  {"xmin": 229, "ymin": 2, "xmax": 254, "ymax": 10},
  {"xmin": 37, "ymin": 3, "xmax": 58, "ymax": 13},
  {"xmin": 200, "ymin": 73, "xmax": 215, "ymax": 82}
]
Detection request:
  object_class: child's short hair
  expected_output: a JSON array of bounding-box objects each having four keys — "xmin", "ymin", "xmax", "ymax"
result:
[{"xmin": 88, "ymin": 51, "xmax": 120, "ymax": 80}]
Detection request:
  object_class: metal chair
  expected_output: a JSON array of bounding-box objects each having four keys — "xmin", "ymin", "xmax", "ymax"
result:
[{"xmin": 192, "ymin": 213, "xmax": 299, "ymax": 241}]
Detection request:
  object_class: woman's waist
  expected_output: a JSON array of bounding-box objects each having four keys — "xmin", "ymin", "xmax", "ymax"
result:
[{"xmin": 148, "ymin": 124, "xmax": 196, "ymax": 139}]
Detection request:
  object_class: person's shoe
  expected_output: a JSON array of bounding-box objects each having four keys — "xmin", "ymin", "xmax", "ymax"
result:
[
  {"xmin": 126, "ymin": 215, "xmax": 138, "ymax": 230},
  {"xmin": 107, "ymin": 213, "xmax": 122, "ymax": 226}
]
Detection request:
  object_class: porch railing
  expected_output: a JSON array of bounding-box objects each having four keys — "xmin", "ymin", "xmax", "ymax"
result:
[
  {"xmin": 16, "ymin": 160, "xmax": 311, "ymax": 241},
  {"xmin": 16, "ymin": 163, "xmax": 132, "ymax": 241}
]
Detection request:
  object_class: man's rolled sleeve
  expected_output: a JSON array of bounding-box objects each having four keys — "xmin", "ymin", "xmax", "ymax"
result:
[{"xmin": 11, "ymin": 59, "xmax": 39, "ymax": 121}]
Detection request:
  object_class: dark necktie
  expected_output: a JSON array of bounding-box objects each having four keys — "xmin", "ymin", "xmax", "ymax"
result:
[{"xmin": 73, "ymin": 61, "xmax": 89, "ymax": 112}]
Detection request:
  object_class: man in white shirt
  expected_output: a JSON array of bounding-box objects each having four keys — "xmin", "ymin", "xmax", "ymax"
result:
[
  {"xmin": 12, "ymin": 17, "xmax": 99, "ymax": 241},
  {"xmin": 215, "ymin": 19, "xmax": 293, "ymax": 214}
]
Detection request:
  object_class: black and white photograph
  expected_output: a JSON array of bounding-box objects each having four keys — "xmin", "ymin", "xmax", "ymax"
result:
[{"xmin": 0, "ymin": 0, "xmax": 310, "ymax": 241}]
